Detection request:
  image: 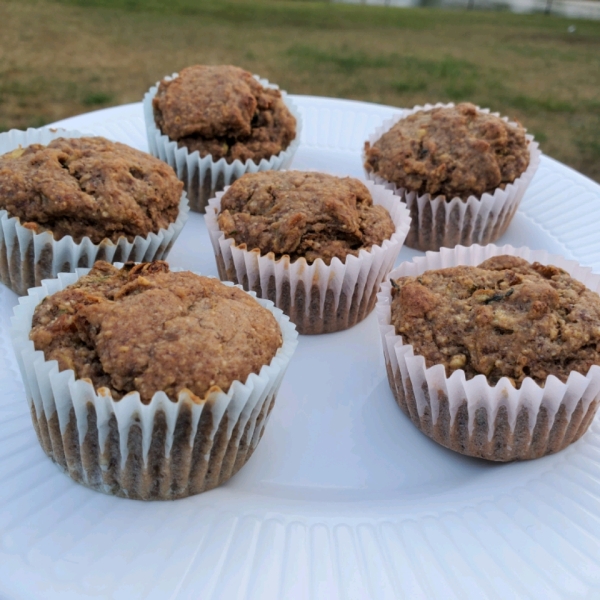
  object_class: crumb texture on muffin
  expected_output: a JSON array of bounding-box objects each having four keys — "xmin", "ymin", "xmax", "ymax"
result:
[
  {"xmin": 364, "ymin": 103, "xmax": 530, "ymax": 200},
  {"xmin": 153, "ymin": 65, "xmax": 296, "ymax": 163},
  {"xmin": 217, "ymin": 171, "xmax": 396, "ymax": 264},
  {"xmin": 30, "ymin": 261, "xmax": 282, "ymax": 403},
  {"xmin": 390, "ymin": 255, "xmax": 600, "ymax": 387},
  {"xmin": 0, "ymin": 136, "xmax": 183, "ymax": 244}
]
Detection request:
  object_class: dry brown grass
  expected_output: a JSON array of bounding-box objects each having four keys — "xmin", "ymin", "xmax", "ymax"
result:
[{"xmin": 1, "ymin": 0, "xmax": 599, "ymax": 181}]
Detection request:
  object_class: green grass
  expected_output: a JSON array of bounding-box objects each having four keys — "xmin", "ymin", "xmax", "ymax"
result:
[
  {"xmin": 82, "ymin": 91, "xmax": 114, "ymax": 106},
  {"xmin": 1, "ymin": 0, "xmax": 599, "ymax": 181},
  {"xmin": 286, "ymin": 45, "xmax": 397, "ymax": 73},
  {"xmin": 47, "ymin": 0, "xmax": 600, "ymax": 35}
]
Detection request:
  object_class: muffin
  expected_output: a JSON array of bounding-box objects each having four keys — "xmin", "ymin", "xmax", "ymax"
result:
[
  {"xmin": 364, "ymin": 103, "xmax": 541, "ymax": 251},
  {"xmin": 205, "ymin": 170, "xmax": 411, "ymax": 334},
  {"xmin": 376, "ymin": 244, "xmax": 600, "ymax": 461},
  {"xmin": 11, "ymin": 260, "xmax": 298, "ymax": 500},
  {"xmin": 0, "ymin": 129, "xmax": 189, "ymax": 296},
  {"xmin": 144, "ymin": 65, "xmax": 301, "ymax": 213}
]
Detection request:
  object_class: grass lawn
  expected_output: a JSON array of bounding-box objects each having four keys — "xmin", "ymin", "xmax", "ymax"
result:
[{"xmin": 1, "ymin": 0, "xmax": 599, "ymax": 181}]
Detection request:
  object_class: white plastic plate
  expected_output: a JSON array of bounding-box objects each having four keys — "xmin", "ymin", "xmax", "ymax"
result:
[{"xmin": 1, "ymin": 96, "xmax": 599, "ymax": 599}]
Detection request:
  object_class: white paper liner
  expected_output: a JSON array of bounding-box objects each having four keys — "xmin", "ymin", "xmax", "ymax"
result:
[
  {"xmin": 364, "ymin": 103, "xmax": 541, "ymax": 252},
  {"xmin": 143, "ymin": 73, "xmax": 302, "ymax": 214},
  {"xmin": 10, "ymin": 268, "xmax": 298, "ymax": 500},
  {"xmin": 205, "ymin": 177, "xmax": 411, "ymax": 335},
  {"xmin": 376, "ymin": 244, "xmax": 600, "ymax": 461},
  {"xmin": 0, "ymin": 128, "xmax": 190, "ymax": 297}
]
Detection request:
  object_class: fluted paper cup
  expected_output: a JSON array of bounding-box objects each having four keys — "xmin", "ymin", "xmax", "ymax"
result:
[
  {"xmin": 205, "ymin": 178, "xmax": 411, "ymax": 335},
  {"xmin": 0, "ymin": 128, "xmax": 189, "ymax": 296},
  {"xmin": 365, "ymin": 103, "xmax": 541, "ymax": 252},
  {"xmin": 10, "ymin": 269, "xmax": 298, "ymax": 500},
  {"xmin": 143, "ymin": 73, "xmax": 302, "ymax": 214},
  {"xmin": 376, "ymin": 244, "xmax": 600, "ymax": 461}
]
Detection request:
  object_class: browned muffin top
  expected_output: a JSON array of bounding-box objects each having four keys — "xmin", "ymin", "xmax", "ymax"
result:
[
  {"xmin": 390, "ymin": 255, "xmax": 600, "ymax": 388},
  {"xmin": 153, "ymin": 65, "xmax": 297, "ymax": 163},
  {"xmin": 217, "ymin": 171, "xmax": 396, "ymax": 265},
  {"xmin": 30, "ymin": 261, "xmax": 282, "ymax": 403},
  {"xmin": 0, "ymin": 137, "xmax": 183, "ymax": 244},
  {"xmin": 364, "ymin": 103, "xmax": 530, "ymax": 201}
]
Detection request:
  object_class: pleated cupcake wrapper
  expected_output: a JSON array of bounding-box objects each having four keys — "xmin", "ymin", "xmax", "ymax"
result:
[
  {"xmin": 143, "ymin": 74, "xmax": 303, "ymax": 214},
  {"xmin": 365, "ymin": 103, "xmax": 541, "ymax": 252},
  {"xmin": 0, "ymin": 128, "xmax": 190, "ymax": 297},
  {"xmin": 376, "ymin": 244, "xmax": 600, "ymax": 461},
  {"xmin": 10, "ymin": 269, "xmax": 298, "ymax": 500},
  {"xmin": 205, "ymin": 178, "xmax": 411, "ymax": 335}
]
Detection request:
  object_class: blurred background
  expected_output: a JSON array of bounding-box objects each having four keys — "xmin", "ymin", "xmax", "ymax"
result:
[{"xmin": 1, "ymin": 0, "xmax": 599, "ymax": 182}]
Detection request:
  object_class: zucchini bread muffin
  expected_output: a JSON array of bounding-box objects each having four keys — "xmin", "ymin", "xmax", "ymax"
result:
[
  {"xmin": 13, "ymin": 260, "xmax": 298, "ymax": 499},
  {"xmin": 364, "ymin": 103, "xmax": 540, "ymax": 251},
  {"xmin": 0, "ymin": 136, "xmax": 182, "ymax": 244},
  {"xmin": 153, "ymin": 65, "xmax": 297, "ymax": 163},
  {"xmin": 145, "ymin": 65, "xmax": 300, "ymax": 213},
  {"xmin": 31, "ymin": 261, "xmax": 282, "ymax": 402},
  {"xmin": 206, "ymin": 170, "xmax": 411, "ymax": 334},
  {"xmin": 391, "ymin": 255, "xmax": 600, "ymax": 387},
  {"xmin": 0, "ymin": 132, "xmax": 187, "ymax": 296},
  {"xmin": 365, "ymin": 103, "xmax": 530, "ymax": 201},
  {"xmin": 217, "ymin": 171, "xmax": 395, "ymax": 265},
  {"xmin": 377, "ymin": 245, "xmax": 600, "ymax": 462}
]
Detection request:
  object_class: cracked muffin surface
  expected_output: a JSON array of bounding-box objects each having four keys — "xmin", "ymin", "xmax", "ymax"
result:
[
  {"xmin": 153, "ymin": 65, "xmax": 297, "ymax": 163},
  {"xmin": 390, "ymin": 255, "xmax": 600, "ymax": 387},
  {"xmin": 30, "ymin": 261, "xmax": 282, "ymax": 403},
  {"xmin": 217, "ymin": 171, "xmax": 396, "ymax": 265},
  {"xmin": 0, "ymin": 136, "xmax": 183, "ymax": 244},
  {"xmin": 364, "ymin": 103, "xmax": 530, "ymax": 200}
]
